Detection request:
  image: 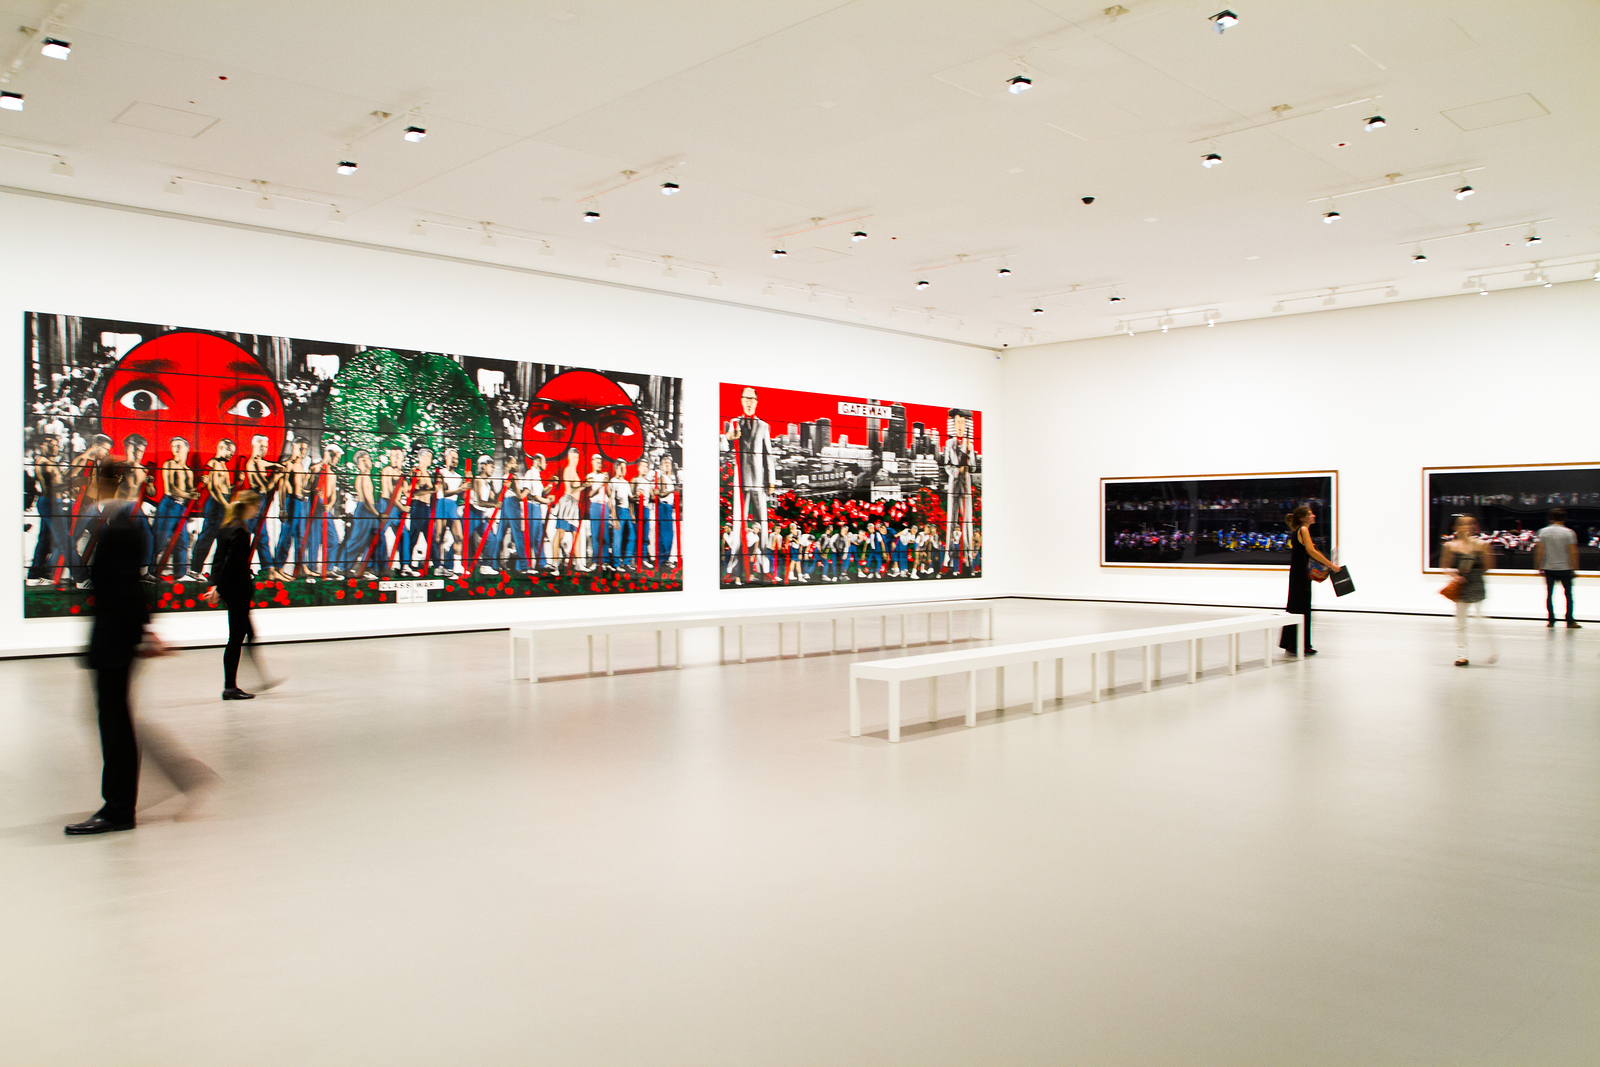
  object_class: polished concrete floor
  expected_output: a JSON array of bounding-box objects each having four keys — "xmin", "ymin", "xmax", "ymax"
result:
[{"xmin": 2, "ymin": 600, "xmax": 1596, "ymax": 1066}]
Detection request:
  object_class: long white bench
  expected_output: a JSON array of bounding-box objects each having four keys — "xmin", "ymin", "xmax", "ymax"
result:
[
  {"xmin": 849, "ymin": 611, "xmax": 1301, "ymax": 742},
  {"xmin": 508, "ymin": 600, "xmax": 996, "ymax": 682}
]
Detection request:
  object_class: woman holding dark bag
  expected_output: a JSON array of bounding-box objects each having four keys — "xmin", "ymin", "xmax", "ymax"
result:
[
  {"xmin": 1279, "ymin": 505, "xmax": 1342, "ymax": 656},
  {"xmin": 202, "ymin": 490, "xmax": 280, "ymax": 699},
  {"xmin": 1441, "ymin": 515, "xmax": 1498, "ymax": 667}
]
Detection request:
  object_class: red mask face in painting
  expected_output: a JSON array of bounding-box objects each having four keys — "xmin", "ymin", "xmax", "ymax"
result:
[
  {"xmin": 522, "ymin": 370, "xmax": 643, "ymax": 469},
  {"xmin": 99, "ymin": 332, "xmax": 285, "ymax": 468}
]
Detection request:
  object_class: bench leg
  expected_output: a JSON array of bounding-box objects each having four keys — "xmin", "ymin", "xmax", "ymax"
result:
[
  {"xmin": 587, "ymin": 634, "xmax": 595, "ymax": 675},
  {"xmin": 718, "ymin": 625, "xmax": 725, "ymax": 665},
  {"xmin": 900, "ymin": 614, "xmax": 908, "ymax": 649},
  {"xmin": 832, "ymin": 618, "xmax": 838, "ymax": 652},
  {"xmin": 529, "ymin": 635, "xmax": 538, "ymax": 683},
  {"xmin": 1188, "ymin": 639, "xmax": 1198, "ymax": 683},
  {"xmin": 888, "ymin": 682, "xmax": 901, "ymax": 743},
  {"xmin": 1106, "ymin": 651, "xmax": 1116, "ymax": 692},
  {"xmin": 1054, "ymin": 658, "xmax": 1064, "ymax": 703},
  {"xmin": 1229, "ymin": 633, "xmax": 1238, "ymax": 675},
  {"xmin": 851, "ymin": 617, "xmax": 858, "ymax": 653},
  {"xmin": 605, "ymin": 634, "xmax": 613, "ymax": 676},
  {"xmin": 655, "ymin": 630, "xmax": 663, "ymax": 668},
  {"xmin": 1090, "ymin": 652, "xmax": 1100, "ymax": 703},
  {"xmin": 1142, "ymin": 645, "xmax": 1152, "ymax": 693},
  {"xmin": 674, "ymin": 629, "xmax": 682, "ymax": 669},
  {"xmin": 739, "ymin": 624, "xmax": 745, "ymax": 664},
  {"xmin": 946, "ymin": 610, "xmax": 953, "ymax": 644},
  {"xmin": 798, "ymin": 623, "xmax": 804, "ymax": 658},
  {"xmin": 1153, "ymin": 643, "xmax": 1162, "ymax": 683},
  {"xmin": 1032, "ymin": 661, "xmax": 1042, "ymax": 714},
  {"xmin": 928, "ymin": 676, "xmax": 938, "ymax": 724},
  {"xmin": 881, "ymin": 615, "xmax": 887, "ymax": 650},
  {"xmin": 1263, "ymin": 627, "xmax": 1272, "ymax": 668},
  {"xmin": 966, "ymin": 671, "xmax": 977, "ymax": 727},
  {"xmin": 776, "ymin": 622, "xmax": 783, "ymax": 658},
  {"xmin": 508, "ymin": 633, "xmax": 518, "ymax": 680},
  {"xmin": 849, "ymin": 675, "xmax": 861, "ymax": 737},
  {"xmin": 996, "ymin": 665, "xmax": 1006, "ymax": 712}
]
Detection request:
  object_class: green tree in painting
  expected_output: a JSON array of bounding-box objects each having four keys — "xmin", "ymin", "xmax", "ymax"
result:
[{"xmin": 322, "ymin": 349, "xmax": 493, "ymax": 461}]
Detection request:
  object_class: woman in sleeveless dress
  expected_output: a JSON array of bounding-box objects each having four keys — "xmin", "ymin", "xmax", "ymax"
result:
[
  {"xmin": 1280, "ymin": 505, "xmax": 1342, "ymax": 656},
  {"xmin": 1442, "ymin": 515, "xmax": 1498, "ymax": 666}
]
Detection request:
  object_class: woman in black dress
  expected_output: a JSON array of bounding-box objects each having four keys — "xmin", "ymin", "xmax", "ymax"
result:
[
  {"xmin": 1280, "ymin": 505, "xmax": 1342, "ymax": 656},
  {"xmin": 202, "ymin": 490, "xmax": 275, "ymax": 699}
]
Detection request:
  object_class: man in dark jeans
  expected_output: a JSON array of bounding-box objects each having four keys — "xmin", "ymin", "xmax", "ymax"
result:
[{"xmin": 1534, "ymin": 507, "xmax": 1581, "ymax": 629}]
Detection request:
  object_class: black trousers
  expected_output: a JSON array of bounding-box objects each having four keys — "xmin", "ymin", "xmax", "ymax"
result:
[
  {"xmin": 1544, "ymin": 571, "xmax": 1575, "ymax": 622},
  {"xmin": 1279, "ymin": 610, "xmax": 1311, "ymax": 652},
  {"xmin": 223, "ymin": 597, "xmax": 254, "ymax": 689},
  {"xmin": 96, "ymin": 663, "xmax": 139, "ymax": 822}
]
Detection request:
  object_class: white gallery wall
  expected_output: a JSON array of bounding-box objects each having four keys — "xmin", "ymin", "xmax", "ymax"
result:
[
  {"xmin": 993, "ymin": 281, "xmax": 1600, "ymax": 619},
  {"xmin": 0, "ymin": 189, "xmax": 1004, "ymax": 656}
]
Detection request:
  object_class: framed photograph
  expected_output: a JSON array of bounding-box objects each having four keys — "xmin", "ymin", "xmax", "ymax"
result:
[
  {"xmin": 22, "ymin": 311, "xmax": 683, "ymax": 618},
  {"xmin": 1422, "ymin": 463, "xmax": 1600, "ymax": 573},
  {"xmin": 1101, "ymin": 471, "xmax": 1337, "ymax": 569},
  {"xmin": 718, "ymin": 383, "xmax": 981, "ymax": 587}
]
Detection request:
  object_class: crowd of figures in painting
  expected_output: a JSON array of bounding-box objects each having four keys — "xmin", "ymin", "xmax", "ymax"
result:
[{"xmin": 22, "ymin": 313, "xmax": 683, "ymax": 617}]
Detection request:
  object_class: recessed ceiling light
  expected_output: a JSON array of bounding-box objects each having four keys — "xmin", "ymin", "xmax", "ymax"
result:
[
  {"xmin": 0, "ymin": 91, "xmax": 23, "ymax": 111},
  {"xmin": 915, "ymin": 279, "xmax": 930, "ymax": 289},
  {"xmin": 1006, "ymin": 75, "xmax": 1032, "ymax": 94},
  {"xmin": 1210, "ymin": 10, "xmax": 1238, "ymax": 33},
  {"xmin": 1525, "ymin": 234, "xmax": 1542, "ymax": 245},
  {"xmin": 40, "ymin": 38, "xmax": 71, "ymax": 60},
  {"xmin": 660, "ymin": 182, "xmax": 679, "ymax": 194},
  {"xmin": 1032, "ymin": 307, "xmax": 1044, "ymax": 316},
  {"xmin": 1323, "ymin": 211, "xmax": 1341, "ymax": 223},
  {"xmin": 772, "ymin": 248, "xmax": 787, "ymax": 258},
  {"xmin": 1201, "ymin": 152, "xmax": 1222, "ymax": 167},
  {"xmin": 1108, "ymin": 290, "xmax": 1123, "ymax": 302},
  {"xmin": 1204, "ymin": 310, "xmax": 1219, "ymax": 325},
  {"xmin": 583, "ymin": 210, "xmax": 600, "ymax": 222},
  {"xmin": 403, "ymin": 126, "xmax": 426, "ymax": 142},
  {"xmin": 996, "ymin": 267, "xmax": 1012, "ymax": 278},
  {"xmin": 1412, "ymin": 253, "xmax": 1428, "ymax": 263},
  {"xmin": 850, "ymin": 231, "xmax": 868, "ymax": 241},
  {"xmin": 1454, "ymin": 185, "xmax": 1474, "ymax": 199},
  {"xmin": 336, "ymin": 161, "xmax": 358, "ymax": 175},
  {"xmin": 1364, "ymin": 115, "xmax": 1386, "ymax": 130}
]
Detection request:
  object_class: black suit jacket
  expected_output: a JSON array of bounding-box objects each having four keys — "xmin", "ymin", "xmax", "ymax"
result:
[
  {"xmin": 85, "ymin": 503, "xmax": 151, "ymax": 670},
  {"xmin": 212, "ymin": 523, "xmax": 256, "ymax": 605}
]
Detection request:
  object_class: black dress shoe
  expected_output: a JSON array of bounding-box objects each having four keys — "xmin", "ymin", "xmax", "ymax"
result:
[
  {"xmin": 222, "ymin": 687, "xmax": 256, "ymax": 700},
  {"xmin": 1568, "ymin": 621, "xmax": 1583, "ymax": 629},
  {"xmin": 1304, "ymin": 648, "xmax": 1319, "ymax": 655},
  {"xmin": 65, "ymin": 814, "xmax": 135, "ymax": 835}
]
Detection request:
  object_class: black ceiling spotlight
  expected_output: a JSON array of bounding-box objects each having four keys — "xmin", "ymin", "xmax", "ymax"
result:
[
  {"xmin": 1454, "ymin": 185, "xmax": 1475, "ymax": 200},
  {"xmin": 1081, "ymin": 196, "xmax": 1095, "ymax": 204},
  {"xmin": 996, "ymin": 267, "xmax": 1012, "ymax": 278},
  {"xmin": 335, "ymin": 160, "xmax": 358, "ymax": 175},
  {"xmin": 1201, "ymin": 152, "xmax": 1223, "ymax": 168},
  {"xmin": 1364, "ymin": 115, "xmax": 1387, "ymax": 131},
  {"xmin": 915, "ymin": 279, "xmax": 930, "ymax": 289},
  {"xmin": 1525, "ymin": 233, "xmax": 1542, "ymax": 245},
  {"xmin": 40, "ymin": 37, "xmax": 71, "ymax": 60},
  {"xmin": 1412, "ymin": 253, "xmax": 1428, "ymax": 262},
  {"xmin": 583, "ymin": 210, "xmax": 600, "ymax": 222},
  {"xmin": 1006, "ymin": 75, "xmax": 1032, "ymax": 94},
  {"xmin": 771, "ymin": 248, "xmax": 787, "ymax": 258},
  {"xmin": 1108, "ymin": 291, "xmax": 1124, "ymax": 303},
  {"xmin": 850, "ymin": 231, "xmax": 868, "ymax": 241},
  {"xmin": 1322, "ymin": 210, "xmax": 1341, "ymax": 222},
  {"xmin": 660, "ymin": 182, "xmax": 679, "ymax": 195},
  {"xmin": 1210, "ymin": 10, "xmax": 1238, "ymax": 33},
  {"xmin": 1031, "ymin": 307, "xmax": 1044, "ymax": 316},
  {"xmin": 403, "ymin": 125, "xmax": 427, "ymax": 142}
]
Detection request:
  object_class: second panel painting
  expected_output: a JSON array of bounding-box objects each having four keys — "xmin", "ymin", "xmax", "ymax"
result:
[{"xmin": 718, "ymin": 383, "xmax": 981, "ymax": 587}]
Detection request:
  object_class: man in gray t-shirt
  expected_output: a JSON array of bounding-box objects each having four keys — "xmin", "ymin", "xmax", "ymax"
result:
[{"xmin": 1534, "ymin": 507, "xmax": 1580, "ymax": 628}]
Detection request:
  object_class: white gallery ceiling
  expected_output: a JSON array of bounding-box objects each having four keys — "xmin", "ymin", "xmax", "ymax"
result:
[{"xmin": 0, "ymin": 0, "xmax": 1595, "ymax": 347}]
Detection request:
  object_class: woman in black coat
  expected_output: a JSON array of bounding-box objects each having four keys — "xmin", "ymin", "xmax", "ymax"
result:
[{"xmin": 202, "ymin": 490, "xmax": 275, "ymax": 699}]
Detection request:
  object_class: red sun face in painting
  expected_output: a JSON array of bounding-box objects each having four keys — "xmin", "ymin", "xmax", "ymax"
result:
[
  {"xmin": 522, "ymin": 369, "xmax": 643, "ymax": 469},
  {"xmin": 99, "ymin": 331, "xmax": 285, "ymax": 468}
]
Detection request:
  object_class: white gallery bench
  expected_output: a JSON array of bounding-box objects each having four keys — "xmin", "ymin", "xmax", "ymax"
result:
[
  {"xmin": 849, "ymin": 610, "xmax": 1302, "ymax": 742},
  {"xmin": 507, "ymin": 599, "xmax": 996, "ymax": 682}
]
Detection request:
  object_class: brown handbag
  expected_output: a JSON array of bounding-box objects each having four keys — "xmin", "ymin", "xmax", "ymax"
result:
[{"xmin": 1440, "ymin": 576, "xmax": 1466, "ymax": 602}]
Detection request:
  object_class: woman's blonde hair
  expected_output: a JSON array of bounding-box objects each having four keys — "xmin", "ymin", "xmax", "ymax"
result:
[{"xmin": 223, "ymin": 489, "xmax": 261, "ymax": 527}]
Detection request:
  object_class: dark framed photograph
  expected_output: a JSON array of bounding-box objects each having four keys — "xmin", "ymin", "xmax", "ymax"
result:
[
  {"xmin": 1101, "ymin": 471, "xmax": 1337, "ymax": 569},
  {"xmin": 1423, "ymin": 463, "xmax": 1600, "ymax": 573}
]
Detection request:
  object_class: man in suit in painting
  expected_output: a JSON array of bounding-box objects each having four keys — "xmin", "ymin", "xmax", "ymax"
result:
[
  {"xmin": 943, "ymin": 408, "xmax": 974, "ymax": 573},
  {"xmin": 724, "ymin": 386, "xmax": 775, "ymax": 581}
]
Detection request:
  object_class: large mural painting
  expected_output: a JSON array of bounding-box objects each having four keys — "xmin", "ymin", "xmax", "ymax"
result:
[
  {"xmin": 22, "ymin": 312, "xmax": 682, "ymax": 618},
  {"xmin": 718, "ymin": 382, "xmax": 981, "ymax": 587}
]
